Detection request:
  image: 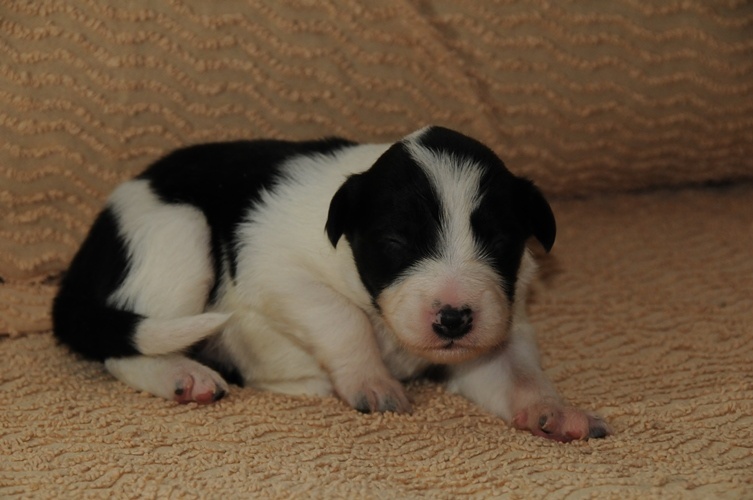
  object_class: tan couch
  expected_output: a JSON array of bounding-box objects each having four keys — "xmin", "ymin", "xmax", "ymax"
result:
[{"xmin": 2, "ymin": 1, "xmax": 752, "ymax": 497}]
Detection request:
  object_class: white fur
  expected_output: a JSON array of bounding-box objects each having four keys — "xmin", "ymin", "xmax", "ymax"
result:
[
  {"xmin": 108, "ymin": 180, "xmax": 214, "ymax": 318},
  {"xmin": 134, "ymin": 313, "xmax": 231, "ymax": 356}
]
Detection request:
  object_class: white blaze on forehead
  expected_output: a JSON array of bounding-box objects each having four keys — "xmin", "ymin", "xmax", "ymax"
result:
[{"xmin": 403, "ymin": 139, "xmax": 484, "ymax": 268}]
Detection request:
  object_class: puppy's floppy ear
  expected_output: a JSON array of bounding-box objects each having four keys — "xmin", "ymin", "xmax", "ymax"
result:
[
  {"xmin": 514, "ymin": 177, "xmax": 557, "ymax": 252},
  {"xmin": 326, "ymin": 173, "xmax": 363, "ymax": 247}
]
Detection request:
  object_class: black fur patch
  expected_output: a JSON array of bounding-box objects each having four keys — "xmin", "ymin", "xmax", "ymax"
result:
[
  {"xmin": 327, "ymin": 142, "xmax": 442, "ymax": 300},
  {"xmin": 52, "ymin": 208, "xmax": 142, "ymax": 360}
]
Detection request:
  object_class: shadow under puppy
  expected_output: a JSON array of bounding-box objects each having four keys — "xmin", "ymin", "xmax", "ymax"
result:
[{"xmin": 53, "ymin": 126, "xmax": 610, "ymax": 442}]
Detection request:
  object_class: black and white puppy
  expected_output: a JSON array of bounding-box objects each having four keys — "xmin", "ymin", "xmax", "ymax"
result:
[{"xmin": 53, "ymin": 126, "xmax": 609, "ymax": 442}]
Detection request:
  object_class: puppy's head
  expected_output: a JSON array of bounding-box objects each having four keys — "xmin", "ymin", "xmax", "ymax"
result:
[{"xmin": 326, "ymin": 126, "xmax": 555, "ymax": 364}]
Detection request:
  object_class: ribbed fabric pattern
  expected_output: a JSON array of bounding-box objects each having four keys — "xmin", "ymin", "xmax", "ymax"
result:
[
  {"xmin": 2, "ymin": 185, "xmax": 752, "ymax": 497},
  {"xmin": 1, "ymin": 0, "xmax": 752, "ymax": 284},
  {"xmin": 0, "ymin": 282, "xmax": 56, "ymax": 336}
]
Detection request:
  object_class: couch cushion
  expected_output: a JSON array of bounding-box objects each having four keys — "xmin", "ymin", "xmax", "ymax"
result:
[{"xmin": 1, "ymin": 0, "xmax": 752, "ymax": 282}]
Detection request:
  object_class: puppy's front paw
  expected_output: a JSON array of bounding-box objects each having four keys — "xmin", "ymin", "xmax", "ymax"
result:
[
  {"xmin": 341, "ymin": 376, "xmax": 412, "ymax": 414},
  {"xmin": 513, "ymin": 402, "xmax": 611, "ymax": 442}
]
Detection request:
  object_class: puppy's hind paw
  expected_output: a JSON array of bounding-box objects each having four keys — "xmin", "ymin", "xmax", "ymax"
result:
[
  {"xmin": 172, "ymin": 364, "xmax": 229, "ymax": 405},
  {"xmin": 105, "ymin": 355, "xmax": 229, "ymax": 405},
  {"xmin": 174, "ymin": 376, "xmax": 226, "ymax": 404}
]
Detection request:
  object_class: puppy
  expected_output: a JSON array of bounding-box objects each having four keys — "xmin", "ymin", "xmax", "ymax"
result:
[{"xmin": 53, "ymin": 126, "xmax": 610, "ymax": 442}]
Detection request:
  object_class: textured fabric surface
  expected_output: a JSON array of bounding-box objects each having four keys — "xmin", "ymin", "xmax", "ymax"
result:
[
  {"xmin": 2, "ymin": 1, "xmax": 752, "ymax": 495},
  {"xmin": 2, "ymin": 0, "xmax": 753, "ymax": 282},
  {"xmin": 0, "ymin": 282, "xmax": 57, "ymax": 336},
  {"xmin": 2, "ymin": 185, "xmax": 752, "ymax": 498}
]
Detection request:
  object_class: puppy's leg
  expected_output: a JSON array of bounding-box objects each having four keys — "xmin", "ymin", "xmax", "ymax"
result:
[
  {"xmin": 505, "ymin": 322, "xmax": 611, "ymax": 441},
  {"xmin": 105, "ymin": 355, "xmax": 228, "ymax": 404},
  {"xmin": 108, "ymin": 180, "xmax": 215, "ymax": 319},
  {"xmin": 285, "ymin": 283, "xmax": 411, "ymax": 414},
  {"xmin": 448, "ymin": 320, "xmax": 610, "ymax": 442},
  {"xmin": 103, "ymin": 181, "xmax": 229, "ymax": 403}
]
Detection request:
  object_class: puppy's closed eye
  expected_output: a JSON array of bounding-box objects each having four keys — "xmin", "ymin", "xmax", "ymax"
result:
[
  {"xmin": 380, "ymin": 234, "xmax": 411, "ymax": 269},
  {"xmin": 489, "ymin": 235, "xmax": 510, "ymax": 253},
  {"xmin": 381, "ymin": 234, "xmax": 408, "ymax": 252}
]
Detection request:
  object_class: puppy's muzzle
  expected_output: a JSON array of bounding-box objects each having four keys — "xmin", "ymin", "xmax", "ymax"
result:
[{"xmin": 432, "ymin": 305, "xmax": 473, "ymax": 340}]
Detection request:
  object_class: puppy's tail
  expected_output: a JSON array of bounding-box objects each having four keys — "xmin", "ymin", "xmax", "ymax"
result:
[
  {"xmin": 133, "ymin": 313, "xmax": 231, "ymax": 356},
  {"xmin": 52, "ymin": 294, "xmax": 230, "ymax": 361}
]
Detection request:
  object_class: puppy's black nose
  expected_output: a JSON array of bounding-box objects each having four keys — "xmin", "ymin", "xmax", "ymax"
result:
[{"xmin": 432, "ymin": 306, "xmax": 473, "ymax": 339}]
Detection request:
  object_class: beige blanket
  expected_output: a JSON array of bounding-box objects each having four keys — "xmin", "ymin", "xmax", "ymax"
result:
[{"xmin": 3, "ymin": 185, "xmax": 751, "ymax": 498}]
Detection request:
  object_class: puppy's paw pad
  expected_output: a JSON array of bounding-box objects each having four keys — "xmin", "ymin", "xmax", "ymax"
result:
[
  {"xmin": 173, "ymin": 369, "xmax": 228, "ymax": 405},
  {"xmin": 537, "ymin": 410, "xmax": 561, "ymax": 435},
  {"xmin": 514, "ymin": 404, "xmax": 610, "ymax": 442}
]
